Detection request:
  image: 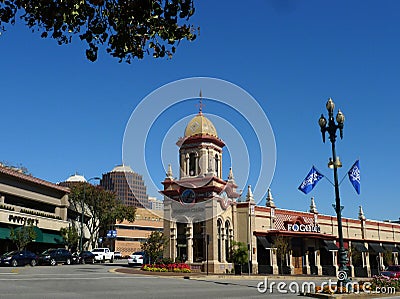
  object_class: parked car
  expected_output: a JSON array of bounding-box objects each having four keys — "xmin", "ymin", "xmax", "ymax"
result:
[
  {"xmin": 381, "ymin": 265, "xmax": 400, "ymax": 278},
  {"xmin": 38, "ymin": 248, "xmax": 72, "ymax": 266},
  {"xmin": 0, "ymin": 250, "xmax": 38, "ymax": 267},
  {"xmin": 91, "ymin": 248, "xmax": 114, "ymax": 263},
  {"xmin": 128, "ymin": 251, "xmax": 146, "ymax": 266},
  {"xmin": 114, "ymin": 251, "xmax": 122, "ymax": 260},
  {"xmin": 72, "ymin": 251, "xmax": 96, "ymax": 264}
]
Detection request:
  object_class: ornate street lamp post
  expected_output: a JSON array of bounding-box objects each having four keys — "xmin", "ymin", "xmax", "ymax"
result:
[
  {"xmin": 80, "ymin": 177, "xmax": 100, "ymax": 252},
  {"xmin": 318, "ymin": 98, "xmax": 349, "ymax": 280}
]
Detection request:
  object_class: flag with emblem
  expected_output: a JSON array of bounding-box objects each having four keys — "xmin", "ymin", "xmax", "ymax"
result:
[
  {"xmin": 298, "ymin": 166, "xmax": 324, "ymax": 194},
  {"xmin": 348, "ymin": 160, "xmax": 360, "ymax": 195}
]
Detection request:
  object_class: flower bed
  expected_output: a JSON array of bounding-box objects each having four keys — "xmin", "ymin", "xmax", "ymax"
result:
[
  {"xmin": 314, "ymin": 276, "xmax": 399, "ymax": 295},
  {"xmin": 141, "ymin": 263, "xmax": 191, "ymax": 273},
  {"xmin": 370, "ymin": 275, "xmax": 400, "ymax": 292}
]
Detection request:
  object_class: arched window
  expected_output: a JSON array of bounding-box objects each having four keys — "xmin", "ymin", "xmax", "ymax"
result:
[
  {"xmin": 217, "ymin": 219, "xmax": 222, "ymax": 262},
  {"xmin": 225, "ymin": 220, "xmax": 231, "ymax": 262},
  {"xmin": 189, "ymin": 153, "xmax": 196, "ymax": 176}
]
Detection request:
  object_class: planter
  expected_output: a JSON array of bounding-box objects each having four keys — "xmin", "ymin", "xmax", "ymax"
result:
[{"xmin": 234, "ymin": 264, "xmax": 242, "ymax": 275}]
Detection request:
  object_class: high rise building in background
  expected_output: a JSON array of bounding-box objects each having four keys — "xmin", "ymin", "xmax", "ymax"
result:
[
  {"xmin": 148, "ymin": 196, "xmax": 164, "ymax": 211},
  {"xmin": 101, "ymin": 165, "xmax": 150, "ymax": 209}
]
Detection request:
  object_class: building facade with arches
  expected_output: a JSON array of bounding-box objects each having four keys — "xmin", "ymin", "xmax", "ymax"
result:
[{"xmin": 162, "ymin": 108, "xmax": 400, "ymax": 276}]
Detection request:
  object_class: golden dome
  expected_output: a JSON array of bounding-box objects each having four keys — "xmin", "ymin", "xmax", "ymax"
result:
[{"xmin": 184, "ymin": 113, "xmax": 218, "ymax": 138}]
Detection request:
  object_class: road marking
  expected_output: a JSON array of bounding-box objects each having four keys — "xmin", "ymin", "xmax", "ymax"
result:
[{"xmin": 0, "ymin": 276, "xmax": 151, "ymax": 281}]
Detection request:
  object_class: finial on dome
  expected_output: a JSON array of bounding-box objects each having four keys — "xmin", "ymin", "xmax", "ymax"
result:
[
  {"xmin": 266, "ymin": 188, "xmax": 275, "ymax": 208},
  {"xmin": 228, "ymin": 167, "xmax": 234, "ymax": 180},
  {"xmin": 197, "ymin": 90, "xmax": 205, "ymax": 115},
  {"xmin": 309, "ymin": 197, "xmax": 318, "ymax": 213},
  {"xmin": 166, "ymin": 164, "xmax": 174, "ymax": 179},
  {"xmin": 246, "ymin": 185, "xmax": 255, "ymax": 203},
  {"xmin": 358, "ymin": 205, "xmax": 366, "ymax": 221}
]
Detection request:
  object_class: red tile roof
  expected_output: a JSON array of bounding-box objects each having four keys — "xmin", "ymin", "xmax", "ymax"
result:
[{"xmin": 0, "ymin": 165, "xmax": 70, "ymax": 193}]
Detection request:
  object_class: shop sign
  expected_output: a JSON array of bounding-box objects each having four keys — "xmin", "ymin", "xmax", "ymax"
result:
[
  {"xmin": 8, "ymin": 215, "xmax": 39, "ymax": 226},
  {"xmin": 287, "ymin": 223, "xmax": 320, "ymax": 233}
]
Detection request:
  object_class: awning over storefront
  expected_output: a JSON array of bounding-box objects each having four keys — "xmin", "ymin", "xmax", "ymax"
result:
[
  {"xmin": 323, "ymin": 240, "xmax": 339, "ymax": 251},
  {"xmin": 0, "ymin": 227, "xmax": 11, "ymax": 239},
  {"xmin": 9, "ymin": 226, "xmax": 64, "ymax": 244},
  {"xmin": 352, "ymin": 242, "xmax": 368, "ymax": 252},
  {"xmin": 41, "ymin": 232, "xmax": 64, "ymax": 244},
  {"xmin": 382, "ymin": 244, "xmax": 400, "ymax": 253},
  {"xmin": 368, "ymin": 243, "xmax": 384, "ymax": 253},
  {"xmin": 257, "ymin": 236, "xmax": 272, "ymax": 249}
]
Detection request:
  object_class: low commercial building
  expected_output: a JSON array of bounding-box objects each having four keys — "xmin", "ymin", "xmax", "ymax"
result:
[
  {"xmin": 114, "ymin": 208, "xmax": 163, "ymax": 257},
  {"xmin": 0, "ymin": 165, "xmax": 70, "ymax": 254},
  {"xmin": 162, "ymin": 107, "xmax": 400, "ymax": 277}
]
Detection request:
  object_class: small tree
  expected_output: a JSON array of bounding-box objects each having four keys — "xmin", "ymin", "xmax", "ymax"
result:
[
  {"xmin": 350, "ymin": 246, "xmax": 362, "ymax": 266},
  {"xmin": 383, "ymin": 250, "xmax": 393, "ymax": 268},
  {"xmin": 141, "ymin": 231, "xmax": 169, "ymax": 264},
  {"xmin": 230, "ymin": 241, "xmax": 248, "ymax": 274},
  {"xmin": 10, "ymin": 225, "xmax": 36, "ymax": 251},
  {"xmin": 60, "ymin": 226, "xmax": 79, "ymax": 252},
  {"xmin": 68, "ymin": 183, "xmax": 136, "ymax": 250},
  {"xmin": 273, "ymin": 236, "xmax": 290, "ymax": 274}
]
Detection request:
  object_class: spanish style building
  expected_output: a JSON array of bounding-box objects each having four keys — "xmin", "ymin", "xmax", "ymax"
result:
[{"xmin": 162, "ymin": 107, "xmax": 400, "ymax": 277}]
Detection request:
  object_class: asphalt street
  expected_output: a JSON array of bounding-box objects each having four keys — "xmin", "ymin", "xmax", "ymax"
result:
[{"xmin": 0, "ymin": 261, "xmax": 399, "ymax": 299}]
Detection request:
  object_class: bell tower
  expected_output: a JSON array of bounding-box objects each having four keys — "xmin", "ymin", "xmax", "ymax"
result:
[
  {"xmin": 177, "ymin": 101, "xmax": 224, "ymax": 179},
  {"xmin": 162, "ymin": 97, "xmax": 240, "ymax": 273}
]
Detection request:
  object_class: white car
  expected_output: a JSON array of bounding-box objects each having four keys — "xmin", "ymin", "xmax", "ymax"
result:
[
  {"xmin": 128, "ymin": 251, "xmax": 145, "ymax": 266},
  {"xmin": 114, "ymin": 251, "xmax": 122, "ymax": 259},
  {"xmin": 91, "ymin": 248, "xmax": 114, "ymax": 263}
]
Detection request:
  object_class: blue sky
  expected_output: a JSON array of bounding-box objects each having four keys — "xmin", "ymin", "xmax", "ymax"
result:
[{"xmin": 1, "ymin": 0, "xmax": 399, "ymax": 221}]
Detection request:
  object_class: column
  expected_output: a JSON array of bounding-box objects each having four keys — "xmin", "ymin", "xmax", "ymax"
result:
[
  {"xmin": 315, "ymin": 250, "xmax": 322, "ymax": 275},
  {"xmin": 364, "ymin": 243, "xmax": 371, "ymax": 277},
  {"xmin": 170, "ymin": 223, "xmax": 177, "ymax": 261},
  {"xmin": 199, "ymin": 148, "xmax": 207, "ymax": 175},
  {"xmin": 186, "ymin": 223, "xmax": 193, "ymax": 263},
  {"xmin": 348, "ymin": 241, "xmax": 354, "ymax": 277},
  {"xmin": 271, "ymin": 248, "xmax": 279, "ymax": 274},
  {"xmin": 332, "ymin": 251, "xmax": 339, "ymax": 276},
  {"xmin": 221, "ymin": 230, "xmax": 226, "ymax": 263},
  {"xmin": 185, "ymin": 154, "xmax": 189, "ymax": 176},
  {"xmin": 378, "ymin": 252, "xmax": 384, "ymax": 271},
  {"xmin": 195, "ymin": 153, "xmax": 199, "ymax": 176},
  {"xmin": 170, "ymin": 235, "xmax": 177, "ymax": 261},
  {"xmin": 288, "ymin": 250, "xmax": 294, "ymax": 274},
  {"xmin": 180, "ymin": 154, "xmax": 185, "ymax": 178},
  {"xmin": 304, "ymin": 252, "xmax": 310, "ymax": 274}
]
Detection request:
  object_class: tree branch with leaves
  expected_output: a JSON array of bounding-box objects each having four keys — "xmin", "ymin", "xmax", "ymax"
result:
[{"xmin": 0, "ymin": 0, "xmax": 198, "ymax": 63}]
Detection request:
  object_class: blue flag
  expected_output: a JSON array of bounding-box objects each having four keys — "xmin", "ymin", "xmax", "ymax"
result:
[
  {"xmin": 348, "ymin": 160, "xmax": 360, "ymax": 195},
  {"xmin": 298, "ymin": 166, "xmax": 324, "ymax": 194}
]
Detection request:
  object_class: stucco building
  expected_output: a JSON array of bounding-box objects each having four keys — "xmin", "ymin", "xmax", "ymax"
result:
[
  {"xmin": 0, "ymin": 165, "xmax": 70, "ymax": 253},
  {"xmin": 162, "ymin": 106, "xmax": 400, "ymax": 277}
]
